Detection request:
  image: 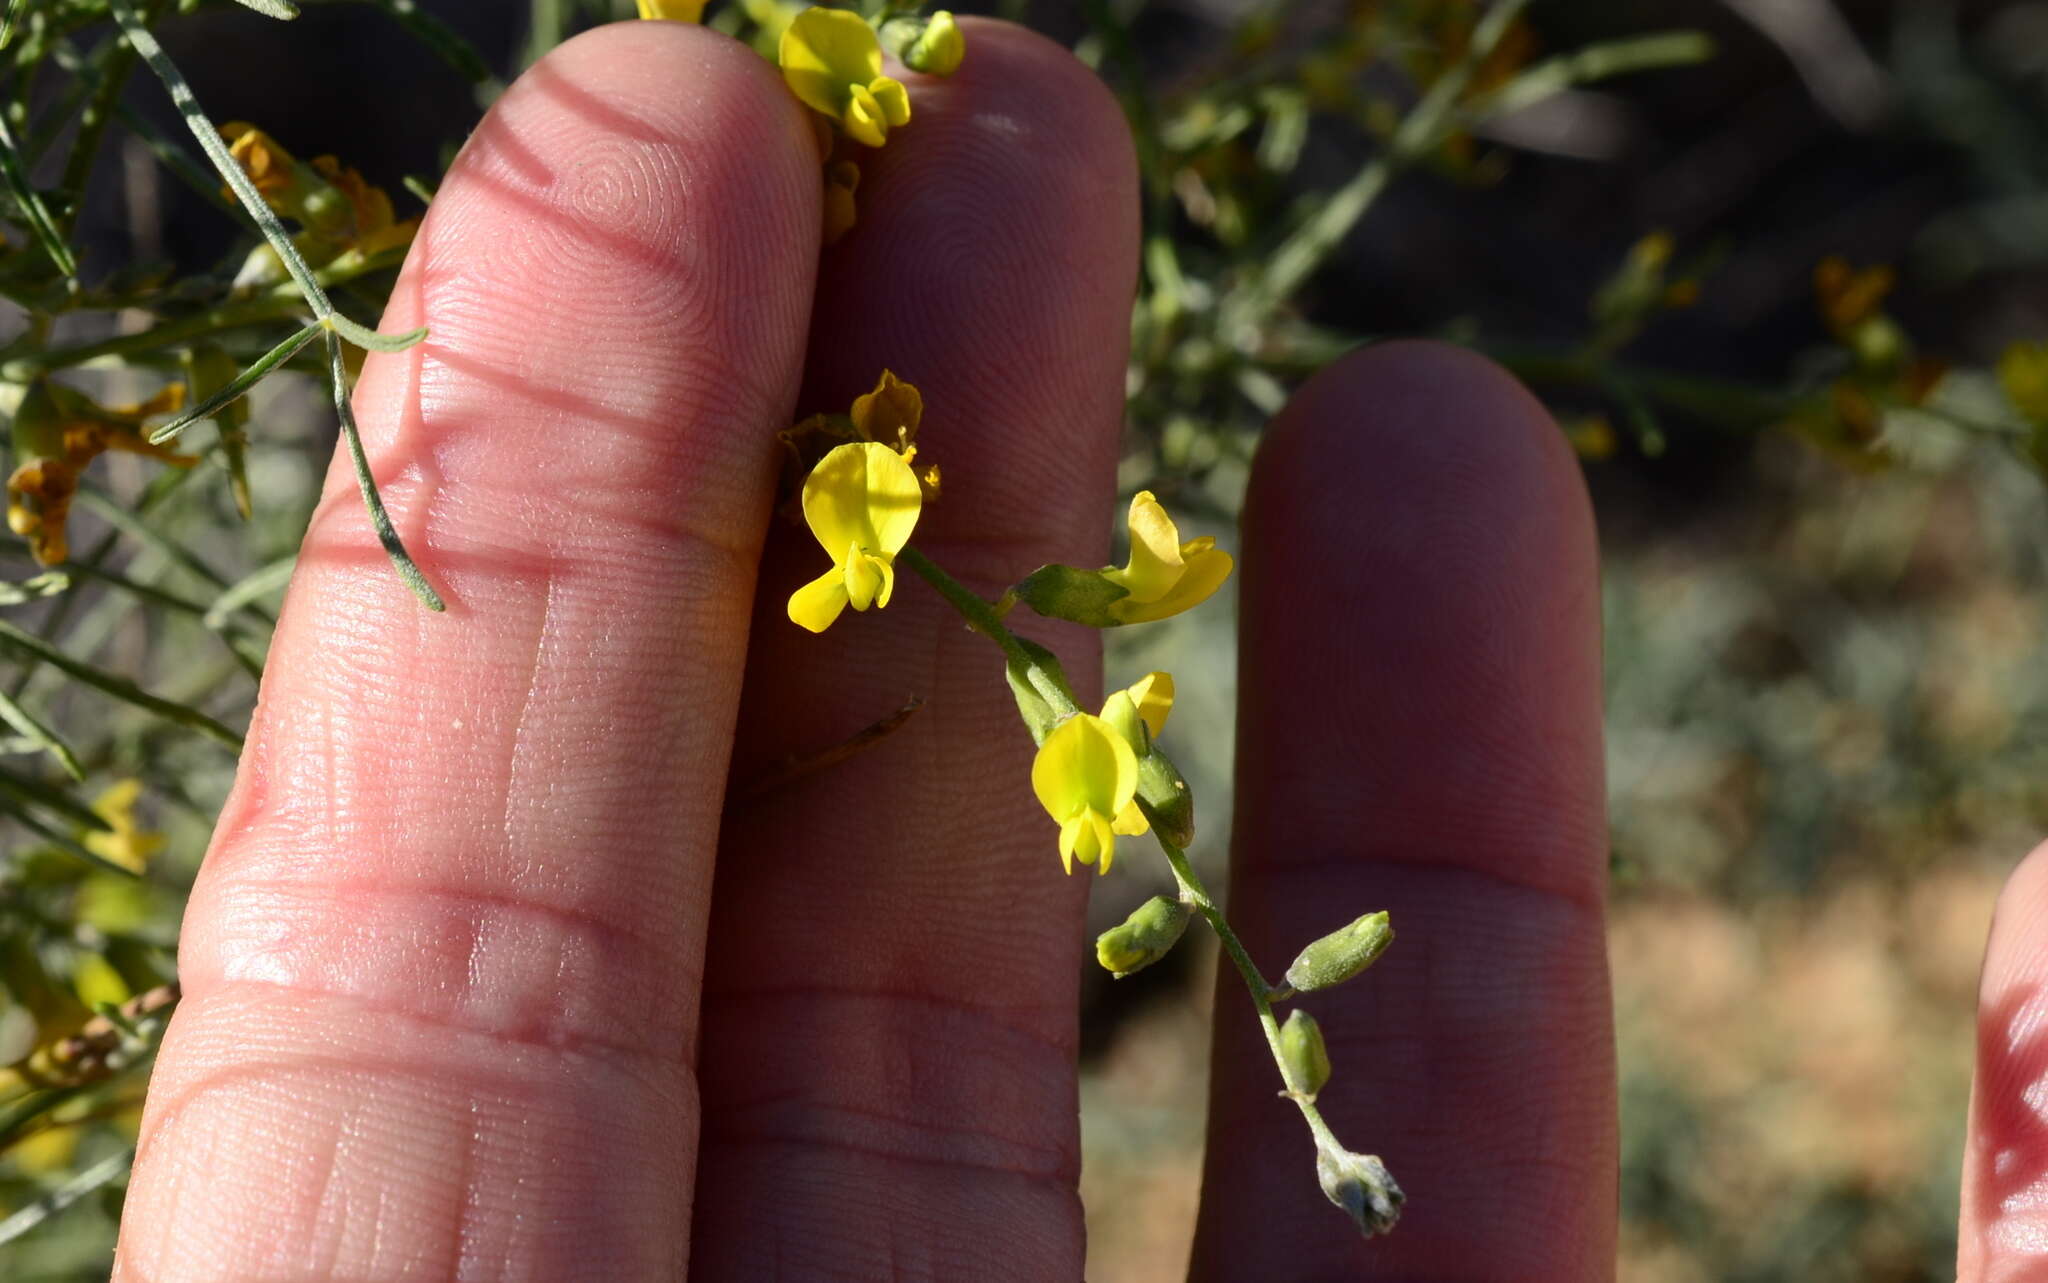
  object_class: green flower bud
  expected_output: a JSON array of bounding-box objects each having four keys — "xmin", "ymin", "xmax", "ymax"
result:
[
  {"xmin": 879, "ymin": 11, "xmax": 966, "ymax": 77},
  {"xmin": 906, "ymin": 11, "xmax": 964, "ymax": 75},
  {"xmin": 1315, "ymin": 1145, "xmax": 1403, "ymax": 1237},
  {"xmin": 1283, "ymin": 910, "xmax": 1392, "ymax": 993},
  {"xmin": 1278, "ymin": 1008, "xmax": 1330, "ymax": 1099},
  {"xmin": 1096, "ymin": 894, "xmax": 1191, "ymax": 977}
]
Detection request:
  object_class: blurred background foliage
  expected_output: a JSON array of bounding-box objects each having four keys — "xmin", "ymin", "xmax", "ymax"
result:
[{"xmin": 0, "ymin": 0, "xmax": 2043, "ymax": 1277}]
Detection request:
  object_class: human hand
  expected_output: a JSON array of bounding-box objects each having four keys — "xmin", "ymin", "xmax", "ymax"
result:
[{"xmin": 111, "ymin": 18, "xmax": 1623, "ymax": 1279}]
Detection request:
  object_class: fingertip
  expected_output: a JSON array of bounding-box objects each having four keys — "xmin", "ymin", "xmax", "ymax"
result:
[
  {"xmin": 1239, "ymin": 339, "xmax": 1603, "ymax": 901},
  {"xmin": 1962, "ymin": 840, "xmax": 2048, "ymax": 1278},
  {"xmin": 1250, "ymin": 340, "xmax": 1594, "ymax": 628}
]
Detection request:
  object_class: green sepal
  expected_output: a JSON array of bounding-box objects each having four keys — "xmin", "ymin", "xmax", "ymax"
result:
[
  {"xmin": 1283, "ymin": 910, "xmax": 1393, "ymax": 993},
  {"xmin": 1009, "ymin": 562, "xmax": 1129, "ymax": 629},
  {"xmin": 1134, "ymin": 743, "xmax": 1195, "ymax": 848},
  {"xmin": 1003, "ymin": 636, "xmax": 1076, "ymax": 745}
]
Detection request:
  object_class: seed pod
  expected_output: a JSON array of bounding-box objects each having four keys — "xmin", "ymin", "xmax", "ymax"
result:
[
  {"xmin": 1283, "ymin": 910, "xmax": 1392, "ymax": 993},
  {"xmin": 1278, "ymin": 1008, "xmax": 1331, "ymax": 1099},
  {"xmin": 1095, "ymin": 895, "xmax": 1191, "ymax": 978}
]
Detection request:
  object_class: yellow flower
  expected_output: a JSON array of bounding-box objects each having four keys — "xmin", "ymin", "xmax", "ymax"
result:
[
  {"xmin": 2000, "ymin": 341, "xmax": 2048, "ymax": 424},
  {"xmin": 220, "ymin": 123, "xmax": 416, "ymax": 261},
  {"xmin": 8, "ymin": 381, "xmax": 195, "ymax": 566},
  {"xmin": 637, "ymin": 0, "xmax": 706, "ymax": 19},
  {"xmin": 788, "ymin": 441, "xmax": 923, "ymax": 632},
  {"xmin": 1814, "ymin": 257, "xmax": 1895, "ymax": 341},
  {"xmin": 1095, "ymin": 671, "xmax": 1174, "ymax": 838},
  {"xmin": 82, "ymin": 779, "xmax": 165, "ymax": 875},
  {"xmin": 1031, "ymin": 713, "xmax": 1138, "ymax": 875},
  {"xmin": 1102, "ymin": 492, "xmax": 1233, "ymax": 623},
  {"xmin": 823, "ymin": 158, "xmax": 860, "ymax": 245},
  {"xmin": 780, "ymin": 7, "xmax": 911, "ymax": 148},
  {"xmin": 309, "ymin": 156, "xmax": 420, "ymax": 260}
]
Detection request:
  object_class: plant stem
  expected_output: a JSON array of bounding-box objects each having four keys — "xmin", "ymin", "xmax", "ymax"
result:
[
  {"xmin": 898, "ymin": 546, "xmax": 1081, "ymax": 717},
  {"xmin": 901, "ymin": 541, "xmax": 1348, "ymax": 1156},
  {"xmin": 1158, "ymin": 836, "xmax": 1343, "ymax": 1152}
]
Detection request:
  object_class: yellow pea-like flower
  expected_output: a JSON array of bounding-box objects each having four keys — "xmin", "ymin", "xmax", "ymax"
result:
[
  {"xmin": 1999, "ymin": 340, "xmax": 2048, "ymax": 424},
  {"xmin": 780, "ymin": 7, "xmax": 912, "ymax": 148},
  {"xmin": 1032, "ymin": 713, "xmax": 1138, "ymax": 875},
  {"xmin": 1096, "ymin": 670, "xmax": 1173, "ymax": 839},
  {"xmin": 788, "ymin": 441, "xmax": 923, "ymax": 632},
  {"xmin": 1103, "ymin": 491, "xmax": 1233, "ymax": 624},
  {"xmin": 82, "ymin": 778, "xmax": 166, "ymax": 875},
  {"xmin": 636, "ymin": 0, "xmax": 706, "ymax": 20}
]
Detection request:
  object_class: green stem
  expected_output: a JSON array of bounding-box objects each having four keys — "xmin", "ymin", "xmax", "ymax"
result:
[
  {"xmin": 1158, "ymin": 837, "xmax": 1342, "ymax": 1152},
  {"xmin": 54, "ymin": 0, "xmax": 171, "ymax": 235},
  {"xmin": 902, "ymin": 541, "xmax": 1345, "ymax": 1158},
  {"xmin": 898, "ymin": 546, "xmax": 1080, "ymax": 716},
  {"xmin": 1219, "ymin": 0, "xmax": 1532, "ymax": 339}
]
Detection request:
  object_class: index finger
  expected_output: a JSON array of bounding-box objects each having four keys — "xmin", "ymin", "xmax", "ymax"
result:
[{"xmin": 116, "ymin": 25, "xmax": 818, "ymax": 1279}]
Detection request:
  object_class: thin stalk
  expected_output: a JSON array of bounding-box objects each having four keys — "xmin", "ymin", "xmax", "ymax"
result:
[
  {"xmin": 1158, "ymin": 837, "xmax": 1342, "ymax": 1152},
  {"xmin": 898, "ymin": 546, "xmax": 1079, "ymax": 715},
  {"xmin": 903, "ymin": 541, "xmax": 1349, "ymax": 1160}
]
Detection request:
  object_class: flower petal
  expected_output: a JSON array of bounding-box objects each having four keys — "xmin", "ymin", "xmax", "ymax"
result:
[
  {"xmin": 779, "ymin": 8, "xmax": 884, "ymax": 120},
  {"xmin": 861, "ymin": 442, "xmax": 923, "ymax": 555},
  {"xmin": 1112, "ymin": 800, "xmax": 1150, "ymax": 837},
  {"xmin": 1123, "ymin": 671, "xmax": 1174, "ymax": 739},
  {"xmin": 1110, "ymin": 544, "xmax": 1233, "ymax": 624},
  {"xmin": 788, "ymin": 567, "xmax": 851, "ymax": 633},
  {"xmin": 1031, "ymin": 714, "xmax": 1139, "ymax": 828},
  {"xmin": 1106, "ymin": 490, "xmax": 1186, "ymax": 603}
]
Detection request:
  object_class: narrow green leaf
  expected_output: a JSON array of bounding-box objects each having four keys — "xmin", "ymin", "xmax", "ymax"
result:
[
  {"xmin": 0, "ymin": 763, "xmax": 110, "ymax": 831},
  {"xmin": 0, "ymin": 795, "xmax": 133, "ymax": 877},
  {"xmin": 0, "ymin": 617, "xmax": 244, "ymax": 748},
  {"xmin": 1463, "ymin": 31, "xmax": 1716, "ymax": 122},
  {"xmin": 0, "ymin": 688, "xmax": 84, "ymax": 780},
  {"xmin": 73, "ymin": 488, "xmax": 235, "ymax": 596},
  {"xmin": 325, "ymin": 311, "xmax": 429, "ymax": 353},
  {"xmin": 206, "ymin": 556, "xmax": 295, "ymax": 629},
  {"xmin": 0, "ymin": 1149, "xmax": 135, "ymax": 1246},
  {"xmin": 109, "ymin": 0, "xmax": 330, "ymax": 307},
  {"xmin": 326, "ymin": 330, "xmax": 446, "ymax": 611},
  {"xmin": 0, "ymin": 106, "xmax": 76, "ymax": 280},
  {"xmin": 402, "ymin": 174, "xmax": 437, "ymax": 205},
  {"xmin": 0, "ymin": 0, "xmax": 25, "ymax": 50},
  {"xmin": 114, "ymin": 102, "xmax": 242, "ymax": 217},
  {"xmin": 230, "ymin": 0, "xmax": 301, "ymax": 16},
  {"xmin": 355, "ymin": 0, "xmax": 492, "ymax": 83},
  {"xmin": 61, "ymin": 563, "xmax": 267, "ymax": 679},
  {"xmin": 149, "ymin": 320, "xmax": 321, "ymax": 444}
]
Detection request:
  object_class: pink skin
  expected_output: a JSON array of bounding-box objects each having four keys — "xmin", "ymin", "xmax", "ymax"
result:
[{"xmin": 108, "ymin": 14, "xmax": 2044, "ymax": 1283}]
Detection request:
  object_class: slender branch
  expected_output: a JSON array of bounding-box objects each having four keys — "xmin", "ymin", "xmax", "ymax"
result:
[
  {"xmin": 899, "ymin": 546, "xmax": 1080, "ymax": 716},
  {"xmin": 1158, "ymin": 837, "xmax": 1342, "ymax": 1152}
]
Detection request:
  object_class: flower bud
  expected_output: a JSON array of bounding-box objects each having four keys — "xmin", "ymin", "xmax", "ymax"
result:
[
  {"xmin": 1315, "ymin": 1145, "xmax": 1403, "ymax": 1237},
  {"xmin": 1096, "ymin": 895, "xmax": 1191, "ymax": 978},
  {"xmin": 1278, "ymin": 1008, "xmax": 1330, "ymax": 1099},
  {"xmin": 906, "ymin": 11, "xmax": 965, "ymax": 75},
  {"xmin": 1283, "ymin": 910, "xmax": 1392, "ymax": 993}
]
